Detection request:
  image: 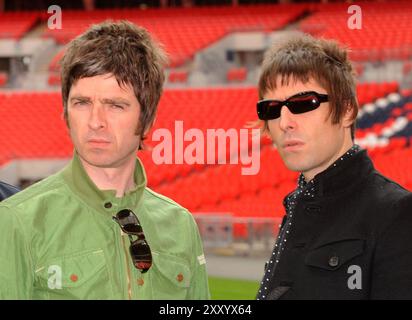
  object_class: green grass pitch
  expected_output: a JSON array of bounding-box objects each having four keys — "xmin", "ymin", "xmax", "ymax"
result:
[{"xmin": 208, "ymin": 276, "xmax": 260, "ymax": 300}]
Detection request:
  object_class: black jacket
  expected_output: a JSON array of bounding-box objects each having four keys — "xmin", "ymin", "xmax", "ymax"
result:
[
  {"xmin": 264, "ymin": 150, "xmax": 412, "ymax": 300},
  {"xmin": 0, "ymin": 181, "xmax": 19, "ymax": 202}
]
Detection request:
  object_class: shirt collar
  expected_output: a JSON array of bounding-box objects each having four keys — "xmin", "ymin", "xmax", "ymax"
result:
[
  {"xmin": 293, "ymin": 144, "xmax": 372, "ymax": 199},
  {"xmin": 62, "ymin": 151, "xmax": 147, "ymax": 217}
]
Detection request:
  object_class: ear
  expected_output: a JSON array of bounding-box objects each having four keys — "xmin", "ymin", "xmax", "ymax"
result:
[{"xmin": 342, "ymin": 104, "xmax": 355, "ymax": 129}]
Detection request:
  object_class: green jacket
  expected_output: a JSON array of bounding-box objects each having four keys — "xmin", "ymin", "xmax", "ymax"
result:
[{"xmin": 0, "ymin": 153, "xmax": 210, "ymax": 299}]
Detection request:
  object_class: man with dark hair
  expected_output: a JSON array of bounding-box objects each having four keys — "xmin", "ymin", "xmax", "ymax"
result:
[
  {"xmin": 0, "ymin": 181, "xmax": 19, "ymax": 201},
  {"xmin": 255, "ymin": 33, "xmax": 412, "ymax": 300},
  {"xmin": 0, "ymin": 21, "xmax": 210, "ymax": 299}
]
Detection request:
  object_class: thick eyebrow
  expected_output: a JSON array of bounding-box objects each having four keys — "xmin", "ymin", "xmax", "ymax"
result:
[
  {"xmin": 69, "ymin": 95, "xmax": 91, "ymax": 103},
  {"xmin": 69, "ymin": 96, "xmax": 131, "ymax": 106},
  {"xmin": 100, "ymin": 98, "xmax": 131, "ymax": 106}
]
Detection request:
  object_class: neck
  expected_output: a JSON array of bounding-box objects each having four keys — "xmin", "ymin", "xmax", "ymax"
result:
[
  {"xmin": 79, "ymin": 156, "xmax": 136, "ymax": 197},
  {"xmin": 303, "ymin": 138, "xmax": 354, "ymax": 183}
]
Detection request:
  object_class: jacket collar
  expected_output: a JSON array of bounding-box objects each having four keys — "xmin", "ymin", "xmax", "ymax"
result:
[
  {"xmin": 62, "ymin": 152, "xmax": 147, "ymax": 217},
  {"xmin": 301, "ymin": 147, "xmax": 375, "ymax": 200}
]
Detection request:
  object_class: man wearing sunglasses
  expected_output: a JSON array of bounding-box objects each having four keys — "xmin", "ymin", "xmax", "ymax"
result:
[
  {"xmin": 256, "ymin": 34, "xmax": 412, "ymax": 300},
  {"xmin": 0, "ymin": 21, "xmax": 210, "ymax": 299}
]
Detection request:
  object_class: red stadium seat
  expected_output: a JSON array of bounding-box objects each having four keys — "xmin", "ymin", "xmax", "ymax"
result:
[
  {"xmin": 1, "ymin": 82, "xmax": 411, "ymax": 219},
  {"xmin": 0, "ymin": 12, "xmax": 39, "ymax": 39},
  {"xmin": 48, "ymin": 73, "xmax": 61, "ymax": 86},
  {"xmin": 227, "ymin": 67, "xmax": 247, "ymax": 82},
  {"xmin": 169, "ymin": 71, "xmax": 188, "ymax": 83},
  {"xmin": 299, "ymin": 2, "xmax": 412, "ymax": 62},
  {"xmin": 42, "ymin": 5, "xmax": 308, "ymax": 67},
  {"xmin": 0, "ymin": 72, "xmax": 8, "ymax": 86}
]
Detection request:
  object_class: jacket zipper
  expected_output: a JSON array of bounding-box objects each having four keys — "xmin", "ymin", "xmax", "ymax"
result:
[{"xmin": 121, "ymin": 233, "xmax": 133, "ymax": 300}]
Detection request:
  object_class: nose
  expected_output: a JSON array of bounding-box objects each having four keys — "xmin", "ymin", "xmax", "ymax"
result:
[
  {"xmin": 278, "ymin": 105, "xmax": 297, "ymax": 132},
  {"xmin": 88, "ymin": 104, "xmax": 106, "ymax": 130}
]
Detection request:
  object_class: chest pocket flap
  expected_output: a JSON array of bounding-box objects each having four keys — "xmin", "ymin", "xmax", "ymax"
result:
[
  {"xmin": 148, "ymin": 252, "xmax": 192, "ymax": 300},
  {"xmin": 152, "ymin": 253, "xmax": 191, "ymax": 288},
  {"xmin": 34, "ymin": 249, "xmax": 112, "ymax": 299},
  {"xmin": 305, "ymin": 239, "xmax": 365, "ymax": 271}
]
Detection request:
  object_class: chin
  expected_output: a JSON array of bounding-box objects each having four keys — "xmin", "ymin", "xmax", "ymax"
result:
[
  {"xmin": 285, "ymin": 163, "xmax": 306, "ymax": 173},
  {"xmin": 283, "ymin": 157, "xmax": 311, "ymax": 173},
  {"xmin": 79, "ymin": 151, "xmax": 114, "ymax": 168},
  {"xmin": 84, "ymin": 157, "xmax": 114, "ymax": 168}
]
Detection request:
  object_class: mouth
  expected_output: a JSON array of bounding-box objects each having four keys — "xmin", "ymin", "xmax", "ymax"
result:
[
  {"xmin": 283, "ymin": 140, "xmax": 304, "ymax": 151},
  {"xmin": 87, "ymin": 139, "xmax": 111, "ymax": 146}
]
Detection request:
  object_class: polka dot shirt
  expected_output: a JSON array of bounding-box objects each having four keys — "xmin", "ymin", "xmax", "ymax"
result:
[{"xmin": 256, "ymin": 144, "xmax": 360, "ymax": 300}]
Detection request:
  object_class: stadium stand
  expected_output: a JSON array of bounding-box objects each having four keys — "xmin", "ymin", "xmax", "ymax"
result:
[
  {"xmin": 227, "ymin": 67, "xmax": 247, "ymax": 82},
  {"xmin": 47, "ymin": 73, "xmax": 61, "ymax": 86},
  {"xmin": 48, "ymin": 48, "xmax": 65, "ymax": 73},
  {"xmin": 43, "ymin": 1, "xmax": 412, "ymax": 85},
  {"xmin": 168, "ymin": 70, "xmax": 189, "ymax": 83},
  {"xmin": 1, "ymin": 1, "xmax": 412, "ymax": 242},
  {"xmin": 0, "ymin": 11, "xmax": 39, "ymax": 39},
  {"xmin": 300, "ymin": 1, "xmax": 412, "ymax": 61},
  {"xmin": 0, "ymin": 72, "xmax": 8, "ymax": 87},
  {"xmin": 43, "ymin": 5, "xmax": 308, "ymax": 69},
  {"xmin": 1, "ymin": 83, "xmax": 410, "ymax": 224},
  {"xmin": 0, "ymin": 92, "xmax": 71, "ymax": 165}
]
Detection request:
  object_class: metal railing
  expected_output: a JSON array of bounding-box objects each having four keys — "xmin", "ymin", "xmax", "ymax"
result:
[{"xmin": 194, "ymin": 212, "xmax": 282, "ymax": 256}]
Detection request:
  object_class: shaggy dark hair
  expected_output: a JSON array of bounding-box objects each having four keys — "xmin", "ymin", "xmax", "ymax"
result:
[
  {"xmin": 258, "ymin": 33, "xmax": 358, "ymax": 139},
  {"xmin": 60, "ymin": 20, "xmax": 168, "ymax": 149}
]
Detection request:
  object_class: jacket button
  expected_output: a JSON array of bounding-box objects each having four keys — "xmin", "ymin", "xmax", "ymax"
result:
[
  {"xmin": 177, "ymin": 273, "xmax": 184, "ymax": 282},
  {"xmin": 137, "ymin": 278, "xmax": 144, "ymax": 286},
  {"xmin": 104, "ymin": 202, "xmax": 112, "ymax": 209},
  {"xmin": 329, "ymin": 256, "xmax": 339, "ymax": 267}
]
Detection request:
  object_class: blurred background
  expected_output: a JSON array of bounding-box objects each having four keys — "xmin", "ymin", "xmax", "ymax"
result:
[{"xmin": 0, "ymin": 0, "xmax": 411, "ymax": 299}]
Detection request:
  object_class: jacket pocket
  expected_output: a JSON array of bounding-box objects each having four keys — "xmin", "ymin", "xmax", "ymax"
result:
[
  {"xmin": 149, "ymin": 252, "xmax": 191, "ymax": 300},
  {"xmin": 34, "ymin": 249, "xmax": 113, "ymax": 299},
  {"xmin": 305, "ymin": 239, "xmax": 365, "ymax": 271},
  {"xmin": 267, "ymin": 286, "xmax": 291, "ymax": 300}
]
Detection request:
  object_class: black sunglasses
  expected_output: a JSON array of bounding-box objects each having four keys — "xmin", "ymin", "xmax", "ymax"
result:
[
  {"xmin": 113, "ymin": 209, "xmax": 152, "ymax": 273},
  {"xmin": 257, "ymin": 91, "xmax": 329, "ymax": 120}
]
